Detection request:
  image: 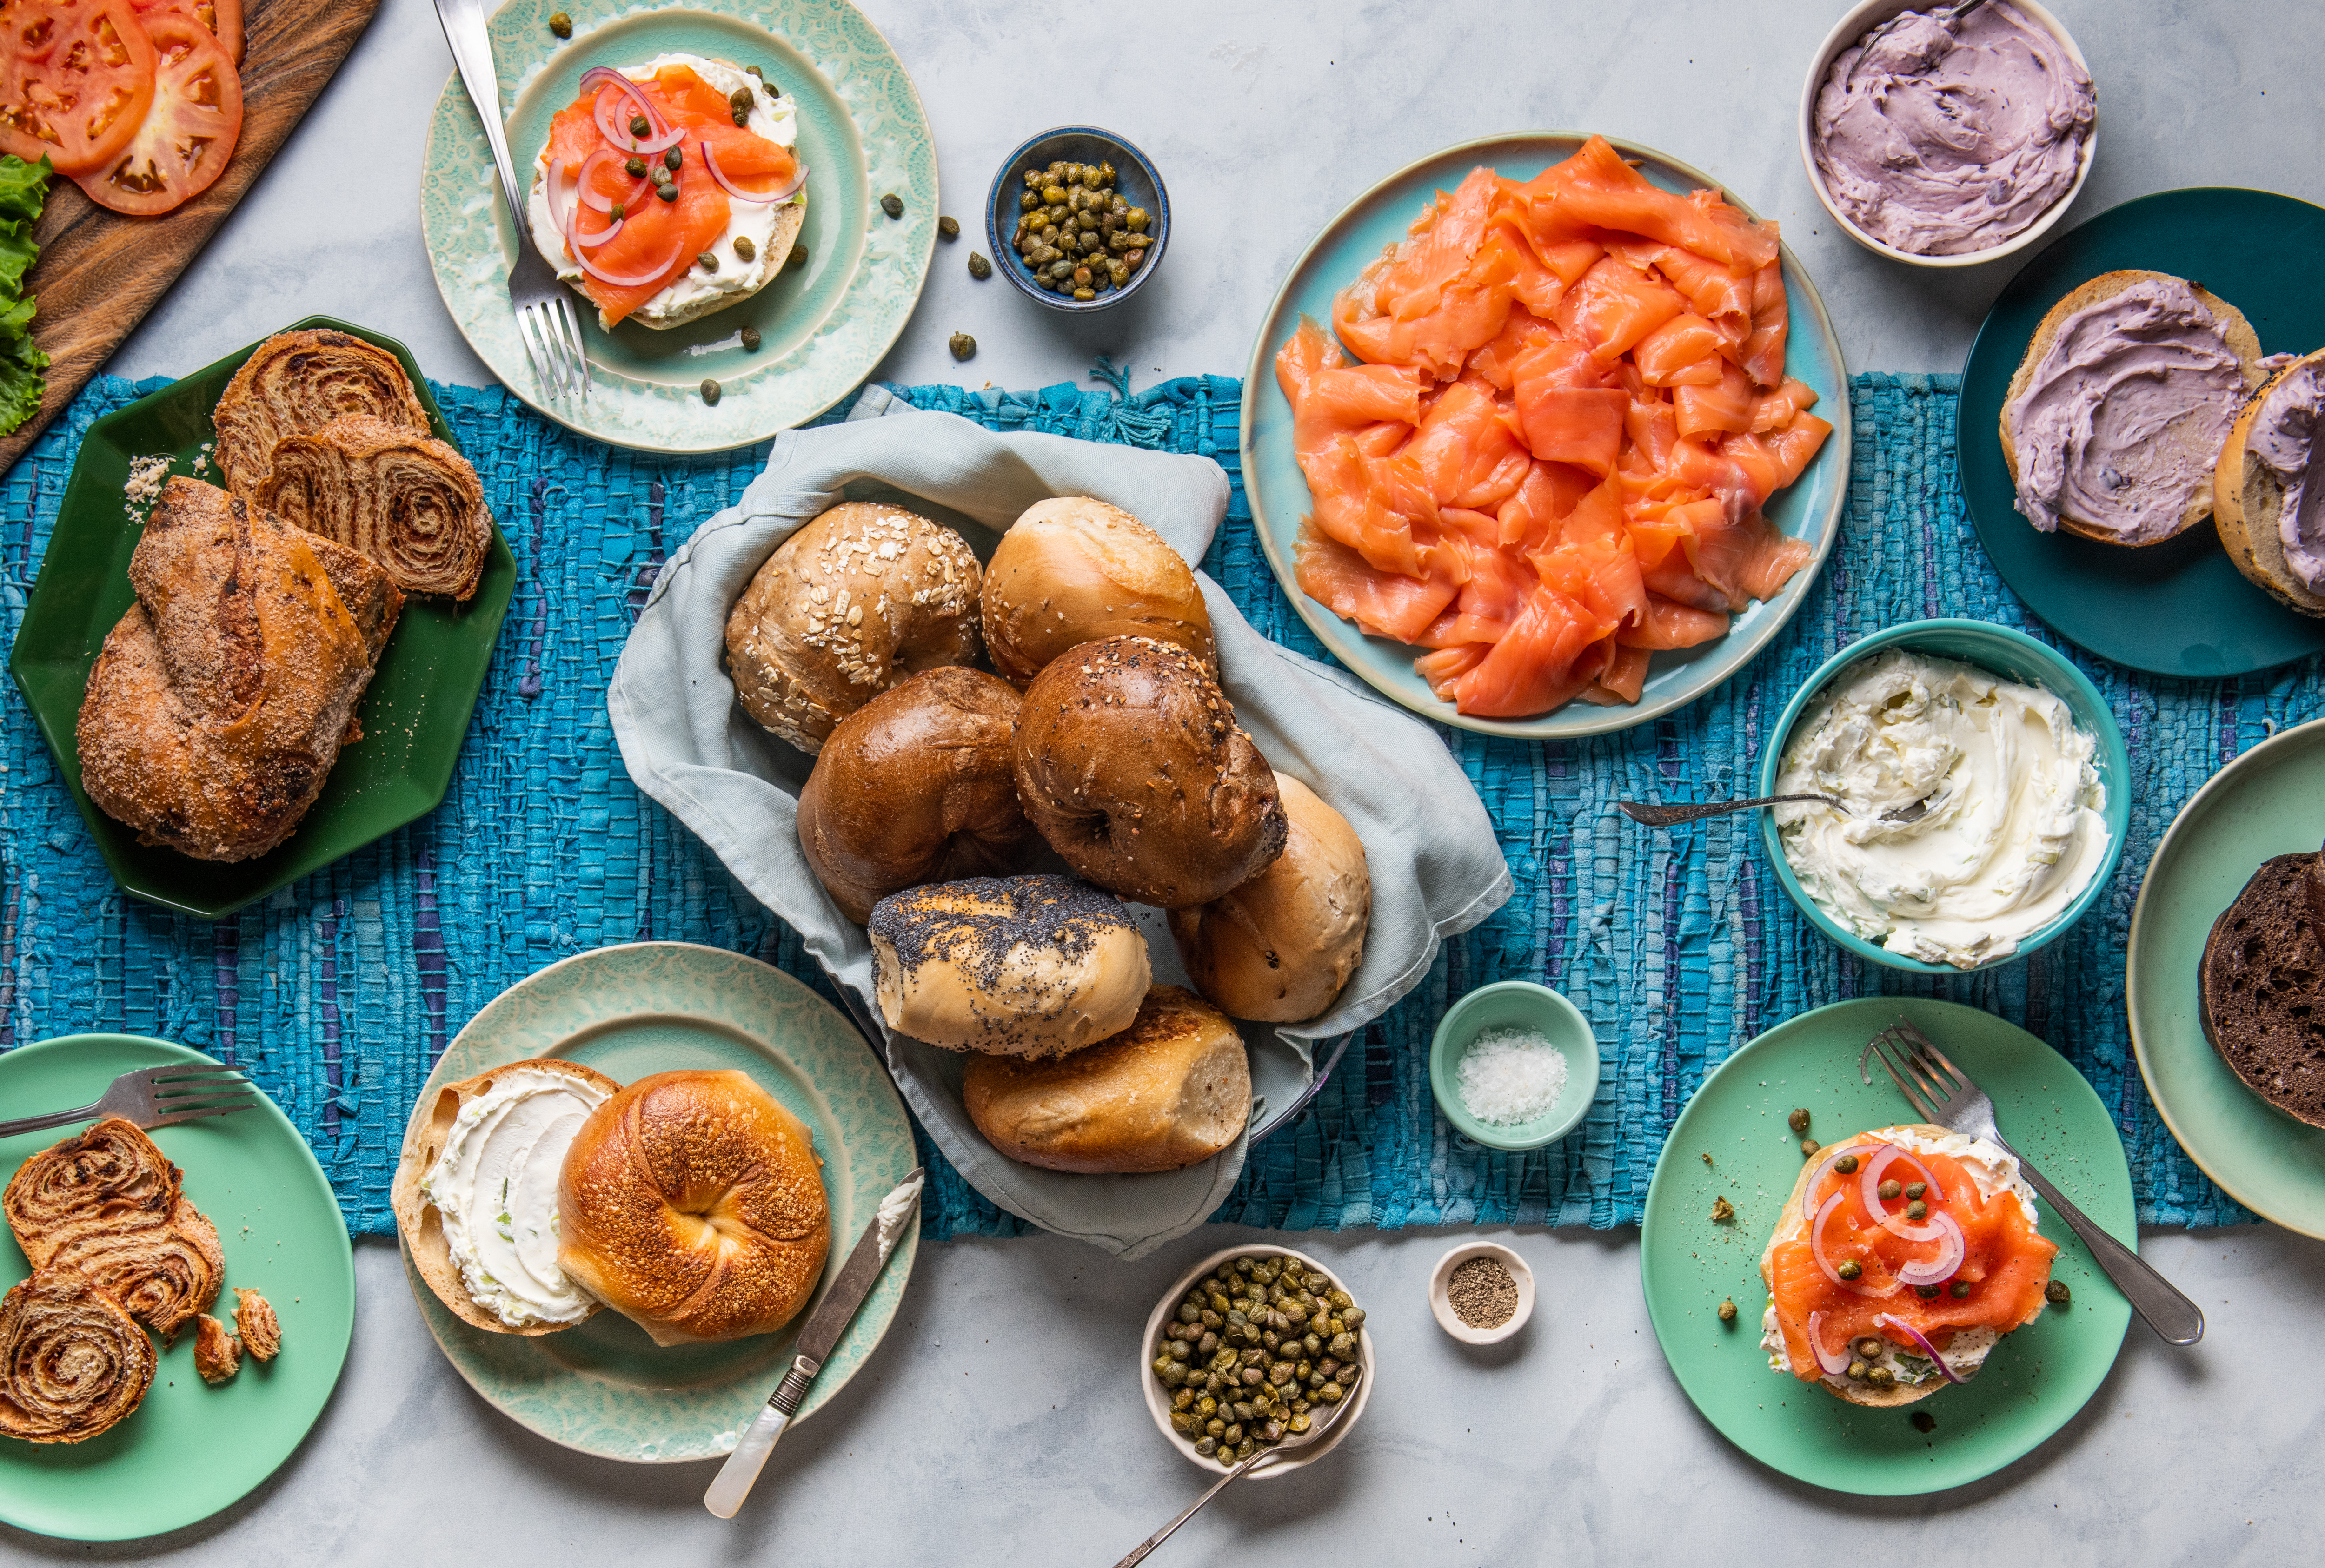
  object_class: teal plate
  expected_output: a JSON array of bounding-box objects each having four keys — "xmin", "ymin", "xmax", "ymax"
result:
[
  {"xmin": 1958, "ymin": 187, "xmax": 2325, "ymax": 677},
  {"xmin": 1640, "ymin": 998, "xmax": 2133, "ymax": 1496},
  {"xmin": 0, "ymin": 1036, "xmax": 355, "ymax": 1541},
  {"xmin": 397, "ymin": 943, "xmax": 918, "ymax": 1463},
  {"xmin": 1241, "ymin": 132, "xmax": 1851, "ymax": 738},
  {"xmin": 2126, "ymin": 715, "xmax": 2325, "ymax": 1236},
  {"xmin": 5, "ymin": 316, "xmax": 516, "ymax": 921},
  {"xmin": 421, "ymin": 0, "xmax": 935, "ymax": 452}
]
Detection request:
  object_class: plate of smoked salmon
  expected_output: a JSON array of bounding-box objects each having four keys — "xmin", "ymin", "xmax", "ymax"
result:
[
  {"xmin": 1244, "ymin": 134, "xmax": 1849, "ymax": 737},
  {"xmin": 419, "ymin": 0, "xmax": 936, "ymax": 452},
  {"xmin": 1640, "ymin": 997, "xmax": 2134, "ymax": 1495}
]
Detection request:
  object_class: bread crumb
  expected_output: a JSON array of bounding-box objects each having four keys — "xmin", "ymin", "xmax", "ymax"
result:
[{"xmin": 124, "ymin": 454, "xmax": 173, "ymax": 521}]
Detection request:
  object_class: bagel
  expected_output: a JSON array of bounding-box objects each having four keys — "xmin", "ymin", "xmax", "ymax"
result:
[
  {"xmin": 558, "ymin": 1070, "xmax": 830, "ymax": 1346},
  {"xmin": 2214, "ymin": 348, "xmax": 2325, "ymax": 618},
  {"xmin": 979, "ymin": 496, "xmax": 1215, "ymax": 686}
]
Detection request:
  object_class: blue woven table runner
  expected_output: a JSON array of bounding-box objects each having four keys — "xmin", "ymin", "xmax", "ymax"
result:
[{"xmin": 4, "ymin": 369, "xmax": 2305, "ymax": 1237}]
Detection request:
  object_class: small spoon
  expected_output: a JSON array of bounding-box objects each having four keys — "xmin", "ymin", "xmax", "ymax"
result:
[
  {"xmin": 1616, "ymin": 794, "xmax": 1931, "ymax": 828},
  {"xmin": 1109, "ymin": 1392, "xmax": 1357, "ymax": 1567}
]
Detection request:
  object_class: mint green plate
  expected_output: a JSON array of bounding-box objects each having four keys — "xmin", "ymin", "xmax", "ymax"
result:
[
  {"xmin": 1240, "ymin": 132, "xmax": 1850, "ymax": 738},
  {"xmin": 2127, "ymin": 716, "xmax": 2325, "ymax": 1235},
  {"xmin": 421, "ymin": 0, "xmax": 935, "ymax": 451},
  {"xmin": 1640, "ymin": 997, "xmax": 2133, "ymax": 1496},
  {"xmin": 0, "ymin": 1036, "xmax": 355, "ymax": 1541},
  {"xmin": 397, "ymin": 942, "xmax": 917, "ymax": 1462},
  {"xmin": 5, "ymin": 315, "xmax": 517, "ymax": 921}
]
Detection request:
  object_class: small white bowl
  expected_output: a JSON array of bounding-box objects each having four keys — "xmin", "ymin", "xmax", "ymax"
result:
[
  {"xmin": 1797, "ymin": 0, "xmax": 2096, "ymax": 269},
  {"xmin": 1138, "ymin": 1244, "xmax": 1375, "ymax": 1479},
  {"xmin": 1427, "ymin": 1243, "xmax": 1535, "ymax": 1345}
]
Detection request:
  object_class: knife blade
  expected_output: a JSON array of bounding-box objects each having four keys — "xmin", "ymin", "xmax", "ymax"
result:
[{"xmin": 704, "ymin": 1167, "xmax": 923, "ymax": 1518}]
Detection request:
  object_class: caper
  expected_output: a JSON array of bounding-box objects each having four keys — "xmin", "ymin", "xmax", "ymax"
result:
[
  {"xmin": 1834, "ymin": 1153, "xmax": 1860, "ymax": 1174},
  {"xmin": 609, "ymin": 202, "xmax": 625, "ymax": 221},
  {"xmin": 1905, "ymin": 1182, "xmax": 1927, "ymax": 1201},
  {"xmin": 731, "ymin": 106, "xmax": 749, "ymax": 127},
  {"xmin": 1171, "ymin": 1387, "xmax": 1195, "ymax": 1412},
  {"xmin": 651, "ymin": 165, "xmax": 672, "ymax": 188},
  {"xmin": 1019, "ymin": 191, "xmax": 1039, "ymax": 212},
  {"xmin": 1042, "ymin": 184, "xmax": 1068, "ymax": 206},
  {"xmin": 1949, "ymin": 1279, "xmax": 1971, "ymax": 1299},
  {"xmin": 1340, "ymin": 1306, "xmax": 1365, "ymax": 1330},
  {"xmin": 630, "ymin": 114, "xmax": 650, "ymax": 138},
  {"xmin": 937, "ymin": 214, "xmax": 959, "ymax": 241},
  {"xmin": 1049, "ymin": 259, "xmax": 1074, "ymax": 281},
  {"xmin": 697, "ymin": 251, "xmax": 718, "ymax": 273},
  {"xmin": 548, "ymin": 10, "xmax": 571, "ymax": 36},
  {"xmin": 1915, "ymin": 1284, "xmax": 1941, "ymax": 1299},
  {"xmin": 1197, "ymin": 1331, "xmax": 1218, "ymax": 1354},
  {"xmin": 1302, "ymin": 1331, "xmax": 1322, "ymax": 1357},
  {"xmin": 699, "ymin": 378, "xmax": 721, "ymax": 405},
  {"xmin": 1169, "ymin": 1411, "xmax": 1196, "ymax": 1436},
  {"xmin": 1125, "ymin": 247, "xmax": 1146, "ymax": 270},
  {"xmin": 1717, "ymin": 1298, "xmax": 1738, "ymax": 1323},
  {"xmin": 740, "ymin": 326, "xmax": 762, "ymax": 351},
  {"xmin": 1846, "ymin": 1359, "xmax": 1868, "ymax": 1380},
  {"xmin": 1788, "ymin": 1108, "xmax": 1811, "ymax": 1134},
  {"xmin": 1099, "ymin": 161, "xmax": 1116, "ymax": 184},
  {"xmin": 1108, "ymin": 258, "xmax": 1132, "ymax": 287},
  {"xmin": 1126, "ymin": 207, "xmax": 1149, "ymax": 232},
  {"xmin": 1194, "ymin": 1436, "xmax": 1217, "ymax": 1456},
  {"xmin": 2046, "ymin": 1280, "xmax": 2072, "ymax": 1306},
  {"xmin": 1906, "ymin": 1199, "xmax": 1928, "ymax": 1221},
  {"xmin": 664, "ymin": 145, "xmax": 683, "ymax": 172},
  {"xmin": 1167, "ymin": 1338, "xmax": 1192, "ymax": 1361},
  {"xmin": 1286, "ymin": 1413, "xmax": 1311, "ymax": 1435},
  {"xmin": 788, "ymin": 242, "xmax": 807, "ymax": 269},
  {"xmin": 1329, "ymin": 1331, "xmax": 1355, "ymax": 1357},
  {"xmin": 1867, "ymin": 1366, "xmax": 1896, "ymax": 1389},
  {"xmin": 729, "ymin": 85, "xmax": 754, "ymax": 115},
  {"xmin": 968, "ymin": 251, "xmax": 992, "ymax": 280},
  {"xmin": 880, "ymin": 192, "xmax": 903, "ymax": 219},
  {"xmin": 947, "ymin": 331, "xmax": 976, "ymax": 362},
  {"xmin": 1837, "ymin": 1259, "xmax": 1861, "ymax": 1281},
  {"xmin": 1801, "ymin": 1139, "xmax": 1821, "ymax": 1156},
  {"xmin": 1856, "ymin": 1337, "xmax": 1884, "ymax": 1359},
  {"xmin": 1319, "ymin": 1382, "xmax": 1345, "ymax": 1404},
  {"xmin": 625, "ymin": 156, "xmax": 647, "ymax": 178},
  {"xmin": 1023, "ymin": 169, "xmax": 1042, "ymax": 189},
  {"xmin": 1063, "ymin": 161, "xmax": 1084, "ymax": 184},
  {"xmin": 1222, "ymin": 1422, "xmax": 1243, "ymax": 1446},
  {"xmin": 733, "ymin": 235, "xmax": 756, "ymax": 262},
  {"xmin": 1204, "ymin": 1418, "xmax": 1225, "ymax": 1439},
  {"xmin": 1710, "ymin": 1195, "xmax": 1734, "ymax": 1224},
  {"xmin": 1879, "ymin": 1179, "xmax": 1902, "ymax": 1201},
  {"xmin": 1081, "ymin": 166, "xmax": 1103, "ymax": 190},
  {"xmin": 656, "ymin": 184, "xmax": 678, "ymax": 203}
]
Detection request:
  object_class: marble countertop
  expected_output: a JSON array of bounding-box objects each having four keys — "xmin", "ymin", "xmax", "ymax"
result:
[{"xmin": 31, "ymin": 0, "xmax": 2325, "ymax": 1561}]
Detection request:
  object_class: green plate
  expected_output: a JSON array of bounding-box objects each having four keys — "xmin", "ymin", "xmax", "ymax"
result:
[
  {"xmin": 1958, "ymin": 188, "xmax": 2325, "ymax": 677},
  {"xmin": 2127, "ymin": 716, "xmax": 2325, "ymax": 1235},
  {"xmin": 1640, "ymin": 997, "xmax": 2133, "ymax": 1496},
  {"xmin": 420, "ymin": 0, "xmax": 936, "ymax": 451},
  {"xmin": 1241, "ymin": 132, "xmax": 1851, "ymax": 738},
  {"xmin": 398, "ymin": 942, "xmax": 918, "ymax": 1462},
  {"xmin": 0, "ymin": 1035, "xmax": 356, "ymax": 1541},
  {"xmin": 5, "ymin": 315, "xmax": 517, "ymax": 921}
]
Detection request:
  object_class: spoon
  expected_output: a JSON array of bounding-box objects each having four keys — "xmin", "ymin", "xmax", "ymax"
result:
[
  {"xmin": 1109, "ymin": 1390, "xmax": 1358, "ymax": 1567},
  {"xmin": 1615, "ymin": 794, "xmax": 1931, "ymax": 828}
]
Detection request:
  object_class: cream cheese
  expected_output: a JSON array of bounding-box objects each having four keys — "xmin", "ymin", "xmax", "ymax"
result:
[
  {"xmin": 2252, "ymin": 357, "xmax": 2325, "ymax": 592},
  {"xmin": 418, "ymin": 1065, "xmax": 613, "ymax": 1328},
  {"xmin": 526, "ymin": 52, "xmax": 801, "ymax": 327},
  {"xmin": 1774, "ymin": 650, "xmax": 2110, "ymax": 970}
]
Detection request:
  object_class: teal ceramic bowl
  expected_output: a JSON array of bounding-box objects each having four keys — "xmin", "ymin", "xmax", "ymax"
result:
[
  {"xmin": 1754, "ymin": 618, "xmax": 2132, "ymax": 974},
  {"xmin": 1428, "ymin": 983, "xmax": 1600, "ymax": 1151}
]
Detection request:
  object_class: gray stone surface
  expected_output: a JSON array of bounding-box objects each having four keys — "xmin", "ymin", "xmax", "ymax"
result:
[{"xmin": 31, "ymin": 0, "xmax": 2325, "ymax": 1560}]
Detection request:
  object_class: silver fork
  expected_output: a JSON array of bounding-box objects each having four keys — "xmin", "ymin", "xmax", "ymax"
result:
[
  {"xmin": 1864, "ymin": 1019, "xmax": 2203, "ymax": 1346},
  {"xmin": 434, "ymin": 0, "xmax": 590, "ymax": 405},
  {"xmin": 0, "ymin": 1065, "xmax": 263, "ymax": 1140}
]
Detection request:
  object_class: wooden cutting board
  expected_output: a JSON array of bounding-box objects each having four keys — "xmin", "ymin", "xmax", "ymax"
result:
[{"xmin": 0, "ymin": 0, "xmax": 382, "ymax": 475}]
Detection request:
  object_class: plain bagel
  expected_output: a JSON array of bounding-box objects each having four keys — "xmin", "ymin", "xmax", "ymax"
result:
[
  {"xmin": 2214, "ymin": 347, "xmax": 2325, "ymax": 618},
  {"xmin": 978, "ymin": 496, "xmax": 1215, "ymax": 685}
]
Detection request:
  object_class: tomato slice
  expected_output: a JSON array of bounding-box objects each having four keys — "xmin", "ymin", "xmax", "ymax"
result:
[
  {"xmin": 71, "ymin": 7, "xmax": 237, "ymax": 214},
  {"xmin": 130, "ymin": 0, "xmax": 237, "ymax": 66},
  {"xmin": 0, "ymin": 0, "xmax": 158, "ymax": 176}
]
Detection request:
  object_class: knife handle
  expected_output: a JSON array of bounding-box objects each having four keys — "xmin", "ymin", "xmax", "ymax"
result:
[{"xmin": 704, "ymin": 1357, "xmax": 817, "ymax": 1519}]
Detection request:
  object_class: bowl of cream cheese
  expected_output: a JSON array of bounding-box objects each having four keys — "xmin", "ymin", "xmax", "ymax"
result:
[
  {"xmin": 1800, "ymin": 0, "xmax": 2097, "ymax": 268},
  {"xmin": 1757, "ymin": 619, "xmax": 2129, "ymax": 973}
]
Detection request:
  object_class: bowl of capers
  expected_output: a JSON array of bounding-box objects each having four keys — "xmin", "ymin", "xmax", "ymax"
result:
[
  {"xmin": 986, "ymin": 126, "xmax": 1168, "ymax": 311},
  {"xmin": 1140, "ymin": 1244, "xmax": 1374, "ymax": 1477}
]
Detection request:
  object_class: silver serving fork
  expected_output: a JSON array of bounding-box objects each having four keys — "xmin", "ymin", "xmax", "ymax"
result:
[
  {"xmin": 434, "ymin": 0, "xmax": 590, "ymax": 405},
  {"xmin": 0, "ymin": 1065, "xmax": 262, "ymax": 1140},
  {"xmin": 1864, "ymin": 1019, "xmax": 2203, "ymax": 1346}
]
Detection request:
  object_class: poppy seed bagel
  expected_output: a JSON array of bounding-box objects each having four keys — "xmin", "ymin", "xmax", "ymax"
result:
[{"xmin": 1011, "ymin": 636, "xmax": 1286, "ymax": 909}]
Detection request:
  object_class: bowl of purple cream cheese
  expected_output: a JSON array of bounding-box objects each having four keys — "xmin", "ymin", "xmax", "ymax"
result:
[{"xmin": 1800, "ymin": 0, "xmax": 2097, "ymax": 267}]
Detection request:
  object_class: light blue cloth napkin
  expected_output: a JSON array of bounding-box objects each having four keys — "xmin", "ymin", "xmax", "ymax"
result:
[{"xmin": 608, "ymin": 388, "xmax": 1510, "ymax": 1256}]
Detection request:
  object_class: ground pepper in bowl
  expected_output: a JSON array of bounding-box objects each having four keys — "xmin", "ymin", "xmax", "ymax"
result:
[{"xmin": 1447, "ymin": 1255, "xmax": 1519, "ymax": 1330}]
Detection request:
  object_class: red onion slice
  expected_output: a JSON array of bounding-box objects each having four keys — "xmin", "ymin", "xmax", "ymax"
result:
[
  {"xmin": 701, "ymin": 138, "xmax": 805, "ymax": 204},
  {"xmin": 1809, "ymin": 1191, "xmax": 1897, "ymax": 1298},
  {"xmin": 583, "ymin": 73, "xmax": 685, "ymax": 154},
  {"xmin": 573, "ymin": 216, "xmax": 623, "ymax": 251},
  {"xmin": 1806, "ymin": 1310, "xmax": 1852, "ymax": 1376},
  {"xmin": 1894, "ymin": 1211, "xmax": 1966, "ymax": 1286},
  {"xmin": 1874, "ymin": 1313, "xmax": 1968, "ymax": 1384},
  {"xmin": 1860, "ymin": 1145, "xmax": 1945, "ymax": 1241},
  {"xmin": 576, "ymin": 237, "xmax": 686, "ymax": 289}
]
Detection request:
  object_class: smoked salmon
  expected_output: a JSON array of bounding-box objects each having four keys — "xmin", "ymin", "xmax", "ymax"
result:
[{"xmin": 1277, "ymin": 137, "xmax": 1830, "ymax": 720}]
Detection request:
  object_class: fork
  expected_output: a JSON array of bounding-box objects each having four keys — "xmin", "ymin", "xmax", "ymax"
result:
[
  {"xmin": 0, "ymin": 1065, "xmax": 263, "ymax": 1140},
  {"xmin": 433, "ymin": 0, "xmax": 591, "ymax": 405},
  {"xmin": 1864, "ymin": 1019, "xmax": 2204, "ymax": 1346}
]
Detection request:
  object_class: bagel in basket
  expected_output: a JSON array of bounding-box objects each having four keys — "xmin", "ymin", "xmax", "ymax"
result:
[
  {"xmin": 392, "ymin": 1058, "xmax": 622, "ymax": 1336},
  {"xmin": 558, "ymin": 1070, "xmax": 830, "ymax": 1346},
  {"xmin": 978, "ymin": 496, "xmax": 1215, "ymax": 685}
]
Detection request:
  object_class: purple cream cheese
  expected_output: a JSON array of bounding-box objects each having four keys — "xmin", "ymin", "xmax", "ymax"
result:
[
  {"xmin": 1814, "ymin": 1, "xmax": 2094, "ymax": 257},
  {"xmin": 2252, "ymin": 358, "xmax": 2325, "ymax": 592},
  {"xmin": 2006, "ymin": 276, "xmax": 2247, "ymax": 544}
]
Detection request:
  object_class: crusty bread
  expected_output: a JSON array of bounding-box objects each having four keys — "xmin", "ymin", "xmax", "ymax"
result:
[
  {"xmin": 1169, "ymin": 774, "xmax": 1369, "ymax": 1023},
  {"xmin": 963, "ymin": 986, "xmax": 1251, "ymax": 1172},
  {"xmin": 558, "ymin": 1071, "xmax": 830, "ymax": 1346},
  {"xmin": 979, "ymin": 496, "xmax": 1215, "ymax": 686},
  {"xmin": 390, "ymin": 1058, "xmax": 623, "ymax": 1337},
  {"xmin": 0, "ymin": 1272, "xmax": 156, "ymax": 1444},
  {"xmin": 212, "ymin": 328, "xmax": 432, "ymax": 499},
  {"xmin": 2001, "ymin": 269, "xmax": 2265, "ymax": 546},
  {"xmin": 1759, "ymin": 1125, "xmax": 2049, "ymax": 1409},
  {"xmin": 2214, "ymin": 348, "xmax": 2325, "ymax": 617},
  {"xmin": 2199, "ymin": 840, "xmax": 2325, "ymax": 1128},
  {"xmin": 255, "ymin": 413, "xmax": 492, "ymax": 601}
]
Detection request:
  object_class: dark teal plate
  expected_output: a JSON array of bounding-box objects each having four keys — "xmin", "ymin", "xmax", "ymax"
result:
[
  {"xmin": 6, "ymin": 317, "xmax": 515, "ymax": 920},
  {"xmin": 1959, "ymin": 188, "xmax": 2325, "ymax": 677}
]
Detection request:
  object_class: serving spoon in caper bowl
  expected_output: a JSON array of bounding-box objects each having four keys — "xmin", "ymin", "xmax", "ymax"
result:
[
  {"xmin": 1109, "ymin": 1391, "xmax": 1358, "ymax": 1567},
  {"xmin": 1616, "ymin": 793, "xmax": 1931, "ymax": 828}
]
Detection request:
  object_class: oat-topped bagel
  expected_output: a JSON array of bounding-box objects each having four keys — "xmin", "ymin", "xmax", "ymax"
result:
[{"xmin": 724, "ymin": 501, "xmax": 983, "ymax": 755}]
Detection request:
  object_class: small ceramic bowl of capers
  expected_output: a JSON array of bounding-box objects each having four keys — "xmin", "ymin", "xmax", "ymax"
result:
[
  {"xmin": 1139, "ymin": 1244, "xmax": 1375, "ymax": 1478},
  {"xmin": 986, "ymin": 126, "xmax": 1168, "ymax": 313}
]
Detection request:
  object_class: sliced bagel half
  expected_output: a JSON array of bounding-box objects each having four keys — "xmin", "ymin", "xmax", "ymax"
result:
[{"xmin": 2214, "ymin": 346, "xmax": 2325, "ymax": 617}]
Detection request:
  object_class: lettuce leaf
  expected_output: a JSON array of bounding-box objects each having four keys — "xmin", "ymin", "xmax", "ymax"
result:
[{"xmin": 0, "ymin": 153, "xmax": 49, "ymax": 436}]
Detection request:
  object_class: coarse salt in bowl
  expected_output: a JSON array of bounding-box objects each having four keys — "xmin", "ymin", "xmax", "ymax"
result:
[{"xmin": 1428, "ymin": 982, "xmax": 1600, "ymax": 1152}]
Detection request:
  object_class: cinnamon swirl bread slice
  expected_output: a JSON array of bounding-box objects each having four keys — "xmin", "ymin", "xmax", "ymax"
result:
[
  {"xmin": 0, "ymin": 1273, "xmax": 156, "ymax": 1443},
  {"xmin": 212, "ymin": 328, "xmax": 432, "ymax": 497},
  {"xmin": 4, "ymin": 1118, "xmax": 224, "ymax": 1337},
  {"xmin": 255, "ymin": 414, "xmax": 492, "ymax": 600}
]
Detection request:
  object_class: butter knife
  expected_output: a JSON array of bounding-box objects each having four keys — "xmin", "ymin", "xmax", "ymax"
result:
[{"xmin": 703, "ymin": 1167, "xmax": 924, "ymax": 1518}]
